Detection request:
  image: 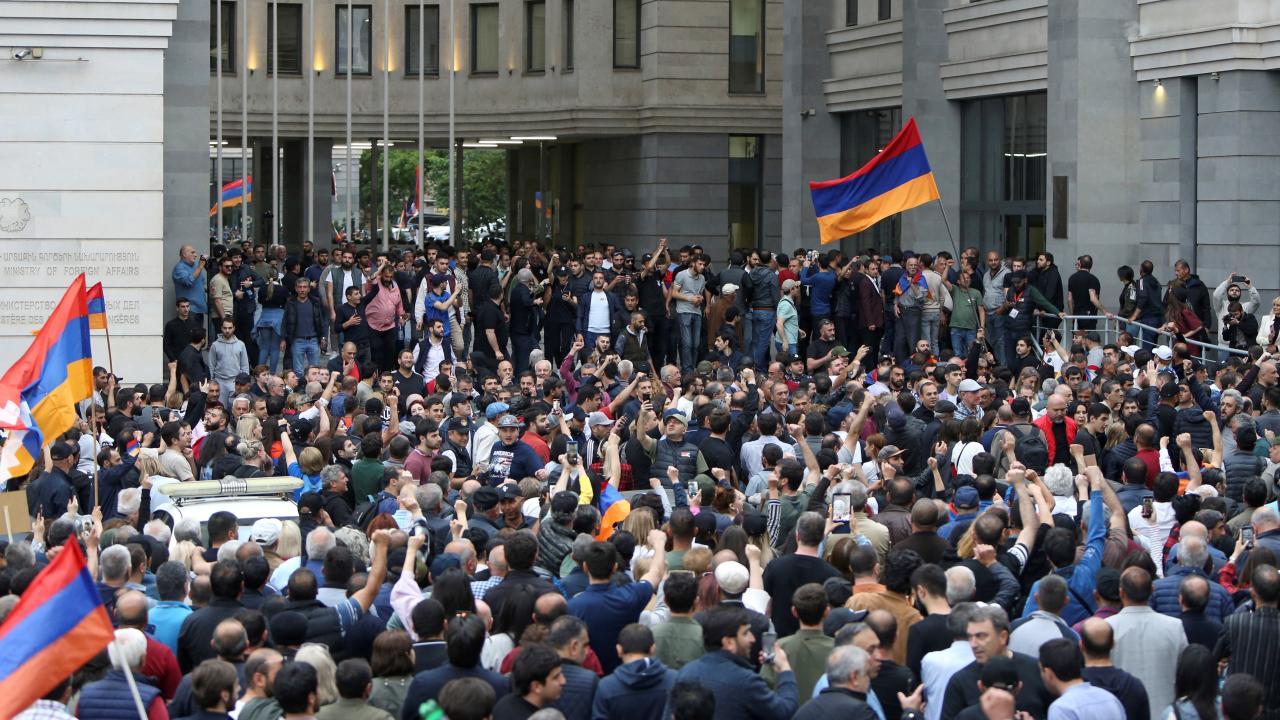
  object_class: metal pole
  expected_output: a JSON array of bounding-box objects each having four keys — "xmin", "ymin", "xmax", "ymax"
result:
[
  {"xmin": 448, "ymin": 0, "xmax": 456, "ymax": 245},
  {"xmin": 216, "ymin": 0, "xmax": 223, "ymax": 243},
  {"xmin": 381, "ymin": 0, "xmax": 389, "ymax": 252},
  {"xmin": 307, "ymin": 0, "xmax": 315, "ymax": 249},
  {"xmin": 345, "ymin": 0, "xmax": 353, "ymax": 242},
  {"xmin": 240, "ymin": 0, "xmax": 247, "ymax": 237},
  {"xmin": 272, "ymin": 0, "xmax": 279, "ymax": 249},
  {"xmin": 538, "ymin": 140, "xmax": 545, "ymax": 243},
  {"xmin": 417, "ymin": 0, "xmax": 424, "ymax": 248}
]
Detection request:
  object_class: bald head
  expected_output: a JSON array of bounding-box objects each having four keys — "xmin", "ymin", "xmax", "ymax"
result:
[
  {"xmin": 1178, "ymin": 520, "xmax": 1207, "ymax": 540},
  {"xmin": 212, "ymin": 619, "xmax": 249, "ymax": 661},
  {"xmin": 911, "ymin": 499, "xmax": 940, "ymax": 529},
  {"xmin": 535, "ymin": 592, "xmax": 567, "ymax": 623},
  {"xmin": 1079, "ymin": 618, "xmax": 1113, "ymax": 660},
  {"xmin": 114, "ymin": 590, "xmax": 149, "ymax": 629}
]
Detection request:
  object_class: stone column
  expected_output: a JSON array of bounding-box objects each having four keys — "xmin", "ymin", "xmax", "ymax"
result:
[{"xmin": 781, "ymin": 0, "xmax": 839, "ymax": 247}]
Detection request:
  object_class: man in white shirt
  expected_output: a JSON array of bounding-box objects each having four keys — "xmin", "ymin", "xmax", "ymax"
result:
[
  {"xmin": 471, "ymin": 401, "xmax": 508, "ymax": 474},
  {"xmin": 416, "ymin": 318, "xmax": 452, "ymax": 382},
  {"xmin": 739, "ymin": 412, "xmax": 789, "ymax": 477},
  {"xmin": 921, "ymin": 604, "xmax": 976, "ymax": 720},
  {"xmin": 1126, "ymin": 473, "xmax": 1179, "ymax": 571},
  {"xmin": 577, "ymin": 271, "xmax": 618, "ymax": 352}
]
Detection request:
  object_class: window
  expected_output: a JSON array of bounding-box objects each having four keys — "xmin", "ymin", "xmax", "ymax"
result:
[
  {"xmin": 564, "ymin": 0, "xmax": 574, "ymax": 70},
  {"xmin": 526, "ymin": 1, "xmax": 545, "ymax": 72},
  {"xmin": 613, "ymin": 0, "xmax": 638, "ymax": 68},
  {"xmin": 471, "ymin": 4, "xmax": 499, "ymax": 74},
  {"xmin": 336, "ymin": 5, "xmax": 373, "ymax": 75},
  {"xmin": 405, "ymin": 5, "xmax": 441, "ymax": 75},
  {"xmin": 729, "ymin": 135, "xmax": 762, "ymax": 251},
  {"xmin": 729, "ymin": 0, "xmax": 764, "ymax": 93},
  {"xmin": 847, "ymin": 0, "xmax": 857, "ymax": 26},
  {"xmin": 267, "ymin": 3, "xmax": 303, "ymax": 75},
  {"xmin": 210, "ymin": 1, "xmax": 235, "ymax": 73},
  {"xmin": 878, "ymin": 0, "xmax": 890, "ymax": 20},
  {"xmin": 959, "ymin": 92, "xmax": 1047, "ymax": 259},
  {"xmin": 839, "ymin": 108, "xmax": 903, "ymax": 251}
]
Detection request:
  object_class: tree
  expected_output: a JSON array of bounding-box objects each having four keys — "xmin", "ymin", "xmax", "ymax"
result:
[
  {"xmin": 358, "ymin": 148, "xmax": 421, "ymax": 230},
  {"xmin": 424, "ymin": 149, "xmax": 507, "ymax": 237}
]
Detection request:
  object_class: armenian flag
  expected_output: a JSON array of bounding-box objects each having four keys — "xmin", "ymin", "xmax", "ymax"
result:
[
  {"xmin": 0, "ymin": 541, "xmax": 115, "ymax": 717},
  {"xmin": 86, "ymin": 282, "xmax": 107, "ymax": 330},
  {"xmin": 896, "ymin": 268, "xmax": 933, "ymax": 300},
  {"xmin": 809, "ymin": 117, "xmax": 941, "ymax": 245},
  {"xmin": 209, "ymin": 176, "xmax": 252, "ymax": 216},
  {"xmin": 0, "ymin": 275, "xmax": 94, "ymax": 481}
]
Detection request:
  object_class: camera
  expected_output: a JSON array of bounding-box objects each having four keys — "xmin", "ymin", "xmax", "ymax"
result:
[{"xmin": 13, "ymin": 49, "xmax": 31, "ymax": 60}]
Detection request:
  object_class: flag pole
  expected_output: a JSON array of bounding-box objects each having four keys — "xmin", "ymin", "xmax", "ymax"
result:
[
  {"xmin": 935, "ymin": 199, "xmax": 961, "ymax": 261},
  {"xmin": 113, "ymin": 639, "xmax": 150, "ymax": 720}
]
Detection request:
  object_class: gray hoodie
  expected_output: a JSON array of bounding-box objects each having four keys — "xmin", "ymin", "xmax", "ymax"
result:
[{"xmin": 209, "ymin": 334, "xmax": 249, "ymax": 381}]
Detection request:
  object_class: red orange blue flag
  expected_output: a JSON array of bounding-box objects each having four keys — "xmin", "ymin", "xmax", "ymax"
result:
[
  {"xmin": 0, "ymin": 541, "xmax": 115, "ymax": 717},
  {"xmin": 809, "ymin": 117, "xmax": 941, "ymax": 245}
]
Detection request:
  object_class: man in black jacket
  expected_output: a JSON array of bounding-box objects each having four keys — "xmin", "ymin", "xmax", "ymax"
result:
[
  {"xmin": 740, "ymin": 250, "xmax": 781, "ymax": 368},
  {"xmin": 283, "ymin": 277, "xmax": 329, "ymax": 376},
  {"xmin": 1172, "ymin": 259, "xmax": 1214, "ymax": 334},
  {"xmin": 793, "ymin": 645, "xmax": 879, "ymax": 720}
]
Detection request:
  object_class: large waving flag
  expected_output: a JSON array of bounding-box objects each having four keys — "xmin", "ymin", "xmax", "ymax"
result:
[
  {"xmin": 0, "ymin": 541, "xmax": 115, "ymax": 717},
  {"xmin": 86, "ymin": 282, "xmax": 107, "ymax": 330},
  {"xmin": 809, "ymin": 117, "xmax": 941, "ymax": 245},
  {"xmin": 0, "ymin": 275, "xmax": 94, "ymax": 481},
  {"xmin": 209, "ymin": 176, "xmax": 252, "ymax": 216}
]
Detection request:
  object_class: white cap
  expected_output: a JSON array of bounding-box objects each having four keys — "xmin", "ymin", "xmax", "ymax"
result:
[
  {"xmin": 1154, "ymin": 345, "xmax": 1173, "ymax": 361},
  {"xmin": 714, "ymin": 561, "xmax": 750, "ymax": 595},
  {"xmin": 249, "ymin": 517, "xmax": 282, "ymax": 545},
  {"xmin": 957, "ymin": 379, "xmax": 983, "ymax": 393},
  {"xmin": 721, "ymin": 283, "xmax": 740, "ymax": 295},
  {"xmin": 1121, "ymin": 345, "xmax": 1140, "ymax": 357}
]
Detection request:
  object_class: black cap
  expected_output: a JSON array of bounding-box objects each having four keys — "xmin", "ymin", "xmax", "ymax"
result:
[
  {"xmin": 49, "ymin": 442, "xmax": 74, "ymax": 461},
  {"xmin": 742, "ymin": 510, "xmax": 767, "ymax": 536},
  {"xmin": 497, "ymin": 483, "xmax": 522, "ymax": 501},
  {"xmin": 1095, "ymin": 567, "xmax": 1121, "ymax": 602},
  {"xmin": 234, "ymin": 372, "xmax": 252, "ymax": 385},
  {"xmin": 448, "ymin": 418, "xmax": 473, "ymax": 434},
  {"xmin": 1010, "ymin": 397, "xmax": 1031, "ymax": 417},
  {"xmin": 473, "ymin": 486, "xmax": 500, "ymax": 511},
  {"xmin": 935, "ymin": 400, "xmax": 958, "ymax": 415},
  {"xmin": 1159, "ymin": 383, "xmax": 1180, "ymax": 399}
]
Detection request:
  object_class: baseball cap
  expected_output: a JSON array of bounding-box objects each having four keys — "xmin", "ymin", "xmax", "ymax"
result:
[
  {"xmin": 472, "ymin": 486, "xmax": 500, "ymax": 511},
  {"xmin": 877, "ymin": 445, "xmax": 906, "ymax": 462},
  {"xmin": 957, "ymin": 379, "xmax": 983, "ymax": 393},
  {"xmin": 448, "ymin": 418, "xmax": 473, "ymax": 434},
  {"xmin": 49, "ymin": 442, "xmax": 74, "ymax": 461},
  {"xmin": 714, "ymin": 561, "xmax": 750, "ymax": 595},
  {"xmin": 722, "ymin": 283, "xmax": 740, "ymax": 295},
  {"xmin": 249, "ymin": 518, "xmax": 282, "ymax": 545},
  {"xmin": 781, "ymin": 279, "xmax": 799, "ymax": 292},
  {"xmin": 496, "ymin": 415, "xmax": 523, "ymax": 429},
  {"xmin": 831, "ymin": 346, "xmax": 851, "ymax": 358},
  {"xmin": 1121, "ymin": 345, "xmax": 1140, "ymax": 357},
  {"xmin": 742, "ymin": 510, "xmax": 768, "ymax": 536},
  {"xmin": 1159, "ymin": 383, "xmax": 1181, "ymax": 399},
  {"xmin": 497, "ymin": 483, "xmax": 522, "ymax": 501},
  {"xmin": 430, "ymin": 273, "xmax": 451, "ymax": 286},
  {"xmin": 587, "ymin": 411, "xmax": 614, "ymax": 428},
  {"xmin": 1153, "ymin": 345, "xmax": 1173, "ymax": 361},
  {"xmin": 555, "ymin": 265, "xmax": 569, "ymax": 276},
  {"xmin": 662, "ymin": 409, "xmax": 689, "ymax": 426},
  {"xmin": 234, "ymin": 372, "xmax": 252, "ymax": 385},
  {"xmin": 1095, "ymin": 567, "xmax": 1121, "ymax": 602},
  {"xmin": 429, "ymin": 553, "xmax": 462, "ymax": 578},
  {"xmin": 1010, "ymin": 397, "xmax": 1032, "ymax": 417},
  {"xmin": 485, "ymin": 402, "xmax": 511, "ymax": 420},
  {"xmin": 953, "ymin": 486, "xmax": 979, "ymax": 508},
  {"xmin": 696, "ymin": 360, "xmax": 714, "ymax": 375}
]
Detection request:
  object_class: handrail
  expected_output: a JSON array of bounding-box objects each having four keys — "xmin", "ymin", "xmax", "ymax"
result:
[{"xmin": 1046, "ymin": 315, "xmax": 1249, "ymax": 367}]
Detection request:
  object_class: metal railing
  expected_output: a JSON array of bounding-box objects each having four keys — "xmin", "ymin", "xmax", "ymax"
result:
[{"xmin": 1036, "ymin": 314, "xmax": 1249, "ymax": 369}]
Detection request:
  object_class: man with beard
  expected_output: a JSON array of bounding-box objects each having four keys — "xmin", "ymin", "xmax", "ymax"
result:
[
  {"xmin": 474, "ymin": 284, "xmax": 509, "ymax": 367},
  {"xmin": 521, "ymin": 406, "xmax": 553, "ymax": 464},
  {"xmin": 484, "ymin": 415, "xmax": 546, "ymax": 487},
  {"xmin": 806, "ymin": 319, "xmax": 840, "ymax": 373},
  {"xmin": 853, "ymin": 258, "xmax": 885, "ymax": 372},
  {"xmin": 1213, "ymin": 273, "xmax": 1261, "ymax": 336},
  {"xmin": 417, "ymin": 318, "xmax": 453, "ymax": 382},
  {"xmin": 740, "ymin": 249, "xmax": 781, "ymax": 368},
  {"xmin": 230, "ymin": 248, "xmax": 262, "ymax": 361},
  {"xmin": 497, "ymin": 483, "xmax": 536, "ymax": 531},
  {"xmin": 577, "ymin": 271, "xmax": 623, "ymax": 352},
  {"xmin": 325, "ymin": 249, "xmax": 367, "ymax": 327},
  {"xmin": 237, "ymin": 648, "xmax": 285, "ymax": 720},
  {"xmin": 364, "ymin": 261, "xmax": 406, "ymax": 372},
  {"xmin": 674, "ymin": 605, "xmax": 797, "ymax": 720},
  {"xmin": 1171, "ymin": 259, "xmax": 1213, "ymax": 332},
  {"xmin": 672, "ymin": 254, "xmax": 709, "ymax": 374},
  {"xmin": 392, "ymin": 349, "xmax": 426, "ymax": 408},
  {"xmin": 405, "ymin": 418, "xmax": 442, "ymax": 485},
  {"xmin": 439, "ymin": 418, "xmax": 475, "ymax": 482},
  {"xmin": 634, "ymin": 401, "xmax": 707, "ymax": 487},
  {"xmin": 997, "ymin": 270, "xmax": 1061, "ymax": 366}
]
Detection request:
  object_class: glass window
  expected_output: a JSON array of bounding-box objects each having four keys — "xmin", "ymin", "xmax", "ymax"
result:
[
  {"xmin": 405, "ymin": 5, "xmax": 441, "ymax": 75},
  {"xmin": 267, "ymin": 3, "xmax": 303, "ymax": 75},
  {"xmin": 838, "ymin": 108, "xmax": 903, "ymax": 252},
  {"xmin": 336, "ymin": 5, "xmax": 373, "ymax": 74},
  {"xmin": 564, "ymin": 0, "xmax": 574, "ymax": 70},
  {"xmin": 878, "ymin": 0, "xmax": 890, "ymax": 20},
  {"xmin": 729, "ymin": 136, "xmax": 762, "ymax": 251},
  {"xmin": 526, "ymin": 1, "xmax": 546, "ymax": 72},
  {"xmin": 959, "ymin": 92, "xmax": 1047, "ymax": 258},
  {"xmin": 729, "ymin": 0, "xmax": 764, "ymax": 93},
  {"xmin": 614, "ymin": 0, "xmax": 638, "ymax": 68},
  {"xmin": 847, "ymin": 0, "xmax": 857, "ymax": 26},
  {"xmin": 210, "ymin": 1, "xmax": 235, "ymax": 73},
  {"xmin": 471, "ymin": 3, "xmax": 499, "ymax": 73}
]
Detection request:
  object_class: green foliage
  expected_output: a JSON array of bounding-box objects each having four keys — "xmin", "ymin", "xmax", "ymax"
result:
[{"xmin": 358, "ymin": 147, "xmax": 506, "ymax": 237}]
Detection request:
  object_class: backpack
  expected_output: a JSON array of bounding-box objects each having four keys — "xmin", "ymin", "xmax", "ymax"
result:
[
  {"xmin": 1008, "ymin": 424, "xmax": 1049, "ymax": 475},
  {"xmin": 352, "ymin": 490, "xmax": 396, "ymax": 530}
]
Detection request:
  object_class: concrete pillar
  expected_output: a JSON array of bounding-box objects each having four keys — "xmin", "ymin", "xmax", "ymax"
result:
[
  {"xmin": 309, "ymin": 138, "xmax": 335, "ymax": 248},
  {"xmin": 1047, "ymin": 0, "xmax": 1141, "ymax": 300},
  {"xmin": 163, "ymin": 0, "xmax": 211, "ymax": 317},
  {"xmin": 900, "ymin": 0, "xmax": 960, "ymax": 253},
  {"xmin": 282, "ymin": 139, "xmax": 305, "ymax": 251},
  {"xmin": 1138, "ymin": 76, "xmax": 1196, "ymax": 280},
  {"xmin": 252, "ymin": 138, "xmax": 276, "ymax": 242},
  {"xmin": 1196, "ymin": 70, "xmax": 1280, "ymax": 299},
  {"xmin": 781, "ymin": 0, "xmax": 839, "ymax": 248}
]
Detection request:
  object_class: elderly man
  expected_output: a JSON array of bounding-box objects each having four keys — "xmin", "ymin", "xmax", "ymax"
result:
[
  {"xmin": 634, "ymin": 401, "xmax": 707, "ymax": 487},
  {"xmin": 793, "ymin": 645, "xmax": 878, "ymax": 720},
  {"xmin": 172, "ymin": 244, "xmax": 208, "ymax": 322},
  {"xmin": 1107, "ymin": 568, "xmax": 1186, "ymax": 720}
]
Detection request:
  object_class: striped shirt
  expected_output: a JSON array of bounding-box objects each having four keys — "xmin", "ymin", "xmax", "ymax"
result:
[{"xmin": 1215, "ymin": 606, "xmax": 1280, "ymax": 715}]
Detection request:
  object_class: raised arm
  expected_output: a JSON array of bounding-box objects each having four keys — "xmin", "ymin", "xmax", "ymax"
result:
[
  {"xmin": 352, "ymin": 530, "xmax": 392, "ymax": 612},
  {"xmin": 1207, "ymin": 409, "xmax": 1224, "ymax": 468},
  {"xmin": 634, "ymin": 399, "xmax": 657, "ymax": 454}
]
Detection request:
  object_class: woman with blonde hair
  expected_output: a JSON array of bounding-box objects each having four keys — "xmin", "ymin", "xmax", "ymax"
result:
[
  {"xmin": 235, "ymin": 413, "xmax": 262, "ymax": 442},
  {"xmin": 295, "ymin": 643, "xmax": 339, "ymax": 707},
  {"xmin": 276, "ymin": 520, "xmax": 303, "ymax": 559}
]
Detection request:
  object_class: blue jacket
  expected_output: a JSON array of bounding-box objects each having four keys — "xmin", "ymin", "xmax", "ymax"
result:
[
  {"xmin": 670, "ymin": 650, "xmax": 798, "ymax": 720},
  {"xmin": 172, "ymin": 260, "xmax": 208, "ymax": 314},
  {"xmin": 553, "ymin": 660, "xmax": 599, "ymax": 720},
  {"xmin": 800, "ymin": 267, "xmax": 836, "ymax": 317},
  {"xmin": 1020, "ymin": 491, "xmax": 1106, "ymax": 626},
  {"xmin": 592, "ymin": 657, "xmax": 675, "ymax": 720},
  {"xmin": 576, "ymin": 288, "xmax": 624, "ymax": 337},
  {"xmin": 1150, "ymin": 565, "xmax": 1235, "ymax": 623},
  {"xmin": 78, "ymin": 670, "xmax": 162, "ymax": 720}
]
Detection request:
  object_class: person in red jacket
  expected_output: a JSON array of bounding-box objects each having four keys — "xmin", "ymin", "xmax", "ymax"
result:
[{"xmin": 1033, "ymin": 393, "xmax": 1077, "ymax": 467}]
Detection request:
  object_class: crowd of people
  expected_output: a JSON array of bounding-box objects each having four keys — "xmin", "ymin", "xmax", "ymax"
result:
[{"xmin": 4, "ymin": 236, "xmax": 1280, "ymax": 720}]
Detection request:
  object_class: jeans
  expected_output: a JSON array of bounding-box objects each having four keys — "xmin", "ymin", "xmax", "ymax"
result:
[
  {"xmin": 677, "ymin": 312, "xmax": 702, "ymax": 373},
  {"xmin": 1139, "ymin": 314, "xmax": 1163, "ymax": 348},
  {"xmin": 775, "ymin": 341, "xmax": 797, "ymax": 358},
  {"xmin": 748, "ymin": 310, "xmax": 775, "ymax": 367},
  {"xmin": 291, "ymin": 338, "xmax": 320, "ymax": 376},
  {"xmin": 986, "ymin": 313, "xmax": 1007, "ymax": 365},
  {"xmin": 921, "ymin": 311, "xmax": 940, "ymax": 355},
  {"xmin": 950, "ymin": 328, "xmax": 977, "ymax": 356},
  {"xmin": 855, "ymin": 328, "xmax": 884, "ymax": 371},
  {"xmin": 256, "ymin": 326, "xmax": 281, "ymax": 374}
]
